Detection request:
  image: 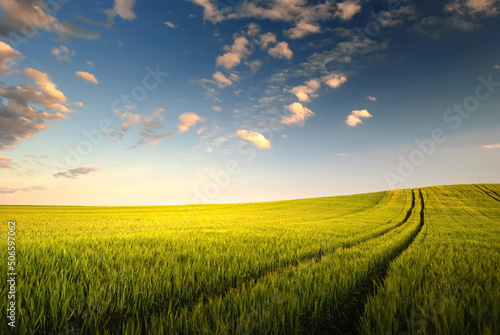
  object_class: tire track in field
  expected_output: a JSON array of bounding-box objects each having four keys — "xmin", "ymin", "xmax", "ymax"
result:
[
  {"xmin": 332, "ymin": 189, "xmax": 424, "ymax": 335},
  {"xmin": 475, "ymin": 184, "xmax": 500, "ymax": 203},
  {"xmin": 97, "ymin": 191, "xmax": 416, "ymax": 333}
]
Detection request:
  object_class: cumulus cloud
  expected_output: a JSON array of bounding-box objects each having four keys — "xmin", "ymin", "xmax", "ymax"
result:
[
  {"xmin": 346, "ymin": 109, "xmax": 372, "ymax": 127},
  {"xmin": 114, "ymin": 0, "xmax": 137, "ymax": 20},
  {"xmin": 259, "ymin": 32, "xmax": 277, "ymax": 49},
  {"xmin": 235, "ymin": 130, "xmax": 271, "ymax": 149},
  {"xmin": 322, "ymin": 73, "xmax": 347, "ymax": 88},
  {"xmin": 51, "ymin": 46, "xmax": 75, "ymax": 62},
  {"xmin": 484, "ymin": 143, "xmax": 500, "ymax": 148},
  {"xmin": 212, "ymin": 106, "xmax": 223, "ymax": 112},
  {"xmin": 282, "ymin": 102, "xmax": 315, "ymax": 126},
  {"xmin": 289, "ymin": 79, "xmax": 321, "ymax": 102},
  {"xmin": 213, "ymin": 71, "xmax": 235, "ymax": 87},
  {"xmin": 164, "ymin": 21, "xmax": 177, "ymax": 28},
  {"xmin": 24, "ymin": 68, "xmax": 72, "ymax": 112},
  {"xmin": 0, "ymin": 41, "xmax": 22, "ymax": 74},
  {"xmin": 336, "ymin": 1, "xmax": 362, "ymax": 20},
  {"xmin": 268, "ymin": 42, "xmax": 293, "ymax": 60},
  {"xmin": 54, "ymin": 167, "xmax": 99, "ymax": 179},
  {"xmin": 0, "ymin": 68, "xmax": 74, "ymax": 150},
  {"xmin": 287, "ymin": 21, "xmax": 321, "ymax": 39},
  {"xmin": 75, "ymin": 71, "xmax": 98, "ymax": 84},
  {"xmin": 0, "ymin": 0, "xmax": 99, "ymax": 40},
  {"xmin": 367, "ymin": 96, "xmax": 377, "ymax": 101},
  {"xmin": 178, "ymin": 112, "xmax": 203, "ymax": 132},
  {"xmin": 216, "ymin": 36, "xmax": 250, "ymax": 69},
  {"xmin": 188, "ymin": 0, "xmax": 366, "ymax": 41}
]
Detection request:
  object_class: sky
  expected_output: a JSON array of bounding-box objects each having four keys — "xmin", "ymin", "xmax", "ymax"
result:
[{"xmin": 0, "ymin": 0, "xmax": 499, "ymax": 206}]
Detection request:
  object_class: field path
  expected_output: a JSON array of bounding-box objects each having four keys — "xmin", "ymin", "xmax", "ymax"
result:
[{"xmin": 334, "ymin": 189, "xmax": 424, "ymax": 334}]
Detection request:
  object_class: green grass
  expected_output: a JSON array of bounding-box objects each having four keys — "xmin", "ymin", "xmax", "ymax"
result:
[{"xmin": 1, "ymin": 184, "xmax": 499, "ymax": 334}]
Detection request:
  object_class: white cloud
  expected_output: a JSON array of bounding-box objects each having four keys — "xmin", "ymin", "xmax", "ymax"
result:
[
  {"xmin": 114, "ymin": 0, "xmax": 137, "ymax": 20},
  {"xmin": 189, "ymin": 0, "xmax": 224, "ymax": 23},
  {"xmin": 213, "ymin": 71, "xmax": 234, "ymax": 87},
  {"xmin": 259, "ymin": 32, "xmax": 277, "ymax": 49},
  {"xmin": 51, "ymin": 46, "xmax": 75, "ymax": 62},
  {"xmin": 247, "ymin": 22, "xmax": 260, "ymax": 36},
  {"xmin": 484, "ymin": 143, "xmax": 500, "ymax": 148},
  {"xmin": 282, "ymin": 102, "xmax": 315, "ymax": 126},
  {"xmin": 0, "ymin": 0, "xmax": 99, "ymax": 40},
  {"xmin": 336, "ymin": 1, "xmax": 362, "ymax": 20},
  {"xmin": 0, "ymin": 41, "xmax": 22, "ymax": 74},
  {"xmin": 164, "ymin": 21, "xmax": 177, "ymax": 28},
  {"xmin": 289, "ymin": 79, "xmax": 321, "ymax": 102},
  {"xmin": 212, "ymin": 106, "xmax": 223, "ymax": 112},
  {"xmin": 86, "ymin": 61, "xmax": 94, "ymax": 68},
  {"xmin": 24, "ymin": 68, "xmax": 72, "ymax": 113},
  {"xmin": 346, "ymin": 109, "xmax": 372, "ymax": 127},
  {"xmin": 268, "ymin": 42, "xmax": 293, "ymax": 60},
  {"xmin": 216, "ymin": 36, "xmax": 250, "ymax": 69},
  {"xmin": 494, "ymin": 65, "xmax": 500, "ymax": 69},
  {"xmin": 322, "ymin": 73, "xmax": 347, "ymax": 88},
  {"xmin": 287, "ymin": 21, "xmax": 321, "ymax": 39},
  {"xmin": 367, "ymin": 96, "xmax": 377, "ymax": 101},
  {"xmin": 235, "ymin": 130, "xmax": 271, "ymax": 149},
  {"xmin": 178, "ymin": 112, "xmax": 203, "ymax": 132},
  {"xmin": 75, "ymin": 71, "xmax": 99, "ymax": 84}
]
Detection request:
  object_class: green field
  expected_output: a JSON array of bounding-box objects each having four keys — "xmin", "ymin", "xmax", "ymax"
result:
[{"xmin": 1, "ymin": 184, "xmax": 499, "ymax": 334}]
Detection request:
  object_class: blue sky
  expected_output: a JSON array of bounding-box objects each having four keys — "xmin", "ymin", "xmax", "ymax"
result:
[{"xmin": 1, "ymin": 0, "xmax": 500, "ymax": 205}]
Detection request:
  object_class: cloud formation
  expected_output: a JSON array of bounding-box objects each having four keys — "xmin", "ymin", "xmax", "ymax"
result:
[
  {"xmin": 75, "ymin": 71, "xmax": 99, "ymax": 84},
  {"xmin": 0, "ymin": 41, "xmax": 22, "ymax": 74},
  {"xmin": 0, "ymin": 67, "xmax": 74, "ymax": 150},
  {"xmin": 484, "ymin": 143, "xmax": 500, "ymax": 149},
  {"xmin": 367, "ymin": 96, "xmax": 377, "ymax": 101},
  {"xmin": 282, "ymin": 102, "xmax": 315, "ymax": 126},
  {"xmin": 0, "ymin": 0, "xmax": 99, "ymax": 40},
  {"xmin": 191, "ymin": 0, "xmax": 361, "ymax": 40},
  {"xmin": 54, "ymin": 167, "xmax": 100, "ymax": 179},
  {"xmin": 289, "ymin": 79, "xmax": 320, "ymax": 102},
  {"xmin": 268, "ymin": 42, "xmax": 293, "ymax": 60},
  {"xmin": 236, "ymin": 130, "xmax": 271, "ymax": 149},
  {"xmin": 216, "ymin": 36, "xmax": 250, "ymax": 69},
  {"xmin": 322, "ymin": 73, "xmax": 347, "ymax": 88},
  {"xmin": 336, "ymin": 1, "xmax": 362, "ymax": 20},
  {"xmin": 51, "ymin": 46, "xmax": 75, "ymax": 61},
  {"xmin": 127, "ymin": 111, "xmax": 204, "ymax": 148},
  {"xmin": 213, "ymin": 71, "xmax": 236, "ymax": 87},
  {"xmin": 346, "ymin": 109, "xmax": 372, "ymax": 127},
  {"xmin": 114, "ymin": 0, "xmax": 137, "ymax": 20}
]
